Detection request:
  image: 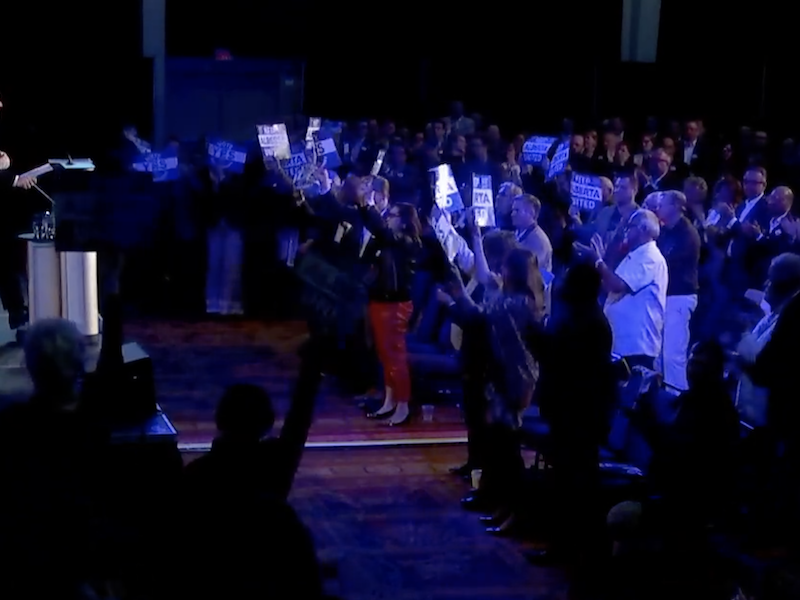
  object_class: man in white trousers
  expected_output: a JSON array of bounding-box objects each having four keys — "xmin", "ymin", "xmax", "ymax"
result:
[{"xmin": 656, "ymin": 190, "xmax": 701, "ymax": 390}]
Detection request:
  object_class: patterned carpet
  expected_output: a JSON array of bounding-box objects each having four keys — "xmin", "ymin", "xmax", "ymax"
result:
[
  {"xmin": 124, "ymin": 318, "xmax": 467, "ymax": 446},
  {"xmin": 185, "ymin": 444, "xmax": 570, "ymax": 600}
]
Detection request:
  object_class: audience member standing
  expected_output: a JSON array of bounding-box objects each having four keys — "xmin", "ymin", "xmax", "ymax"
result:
[
  {"xmin": 199, "ymin": 164, "xmax": 247, "ymax": 316},
  {"xmin": 576, "ymin": 209, "xmax": 668, "ymax": 370},
  {"xmin": 656, "ymin": 190, "xmax": 701, "ymax": 390}
]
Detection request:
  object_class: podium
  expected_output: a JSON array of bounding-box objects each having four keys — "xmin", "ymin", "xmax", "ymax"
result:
[
  {"xmin": 20, "ymin": 233, "xmax": 100, "ymax": 337},
  {"xmin": 20, "ymin": 157, "xmax": 101, "ymax": 337}
]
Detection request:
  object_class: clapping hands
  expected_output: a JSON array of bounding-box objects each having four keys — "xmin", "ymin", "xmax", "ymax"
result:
[{"xmin": 573, "ymin": 233, "xmax": 605, "ymax": 263}]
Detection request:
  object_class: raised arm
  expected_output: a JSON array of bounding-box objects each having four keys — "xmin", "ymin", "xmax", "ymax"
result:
[{"xmin": 465, "ymin": 209, "xmax": 494, "ymax": 285}]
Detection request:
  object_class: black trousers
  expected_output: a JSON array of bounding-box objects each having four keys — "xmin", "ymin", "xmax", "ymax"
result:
[
  {"xmin": 548, "ymin": 433, "xmax": 603, "ymax": 557},
  {"xmin": 463, "ymin": 379, "xmax": 488, "ymax": 469},
  {"xmin": 0, "ymin": 239, "xmax": 26, "ymax": 325},
  {"xmin": 481, "ymin": 423, "xmax": 525, "ymax": 511}
]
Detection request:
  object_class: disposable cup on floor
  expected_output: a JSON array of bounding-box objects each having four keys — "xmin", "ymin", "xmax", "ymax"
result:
[
  {"xmin": 471, "ymin": 469, "xmax": 483, "ymax": 490},
  {"xmin": 422, "ymin": 404, "xmax": 435, "ymax": 422}
]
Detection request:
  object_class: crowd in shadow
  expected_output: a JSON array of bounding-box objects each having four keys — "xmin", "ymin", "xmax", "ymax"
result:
[{"xmin": 0, "ymin": 313, "xmax": 334, "ymax": 600}]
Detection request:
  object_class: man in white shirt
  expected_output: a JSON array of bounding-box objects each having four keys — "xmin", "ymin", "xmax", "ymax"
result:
[
  {"xmin": 510, "ymin": 194, "xmax": 553, "ymax": 273},
  {"xmin": 575, "ymin": 209, "xmax": 668, "ymax": 370}
]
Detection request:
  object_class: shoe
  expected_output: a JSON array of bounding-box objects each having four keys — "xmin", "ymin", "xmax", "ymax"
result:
[
  {"xmin": 359, "ymin": 399, "xmax": 384, "ymax": 414},
  {"xmin": 387, "ymin": 413, "xmax": 410, "ymax": 427},
  {"xmin": 522, "ymin": 548, "xmax": 562, "ymax": 566},
  {"xmin": 486, "ymin": 514, "xmax": 519, "ymax": 537},
  {"xmin": 461, "ymin": 493, "xmax": 494, "ymax": 513},
  {"xmin": 366, "ymin": 406, "xmax": 396, "ymax": 420},
  {"xmin": 449, "ymin": 464, "xmax": 473, "ymax": 479}
]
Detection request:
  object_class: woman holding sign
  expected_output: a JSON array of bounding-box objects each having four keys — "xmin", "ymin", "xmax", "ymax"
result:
[{"xmin": 317, "ymin": 169, "xmax": 422, "ymax": 426}]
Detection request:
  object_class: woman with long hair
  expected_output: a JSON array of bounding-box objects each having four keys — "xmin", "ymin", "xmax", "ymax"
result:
[
  {"xmin": 362, "ymin": 200, "xmax": 422, "ymax": 426},
  {"xmin": 316, "ymin": 168, "xmax": 424, "ymax": 426},
  {"xmin": 447, "ymin": 225, "xmax": 545, "ymax": 534}
]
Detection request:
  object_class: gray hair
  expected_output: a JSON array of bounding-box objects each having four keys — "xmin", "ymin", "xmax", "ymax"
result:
[
  {"xmin": 630, "ymin": 209, "xmax": 661, "ymax": 240},
  {"xmin": 24, "ymin": 318, "xmax": 86, "ymax": 395},
  {"xmin": 642, "ymin": 192, "xmax": 663, "ymax": 212}
]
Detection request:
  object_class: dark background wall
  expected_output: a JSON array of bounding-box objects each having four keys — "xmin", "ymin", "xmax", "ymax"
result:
[{"xmin": 0, "ymin": 2, "xmax": 149, "ymax": 165}]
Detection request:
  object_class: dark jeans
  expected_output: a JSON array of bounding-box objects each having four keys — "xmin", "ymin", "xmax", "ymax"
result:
[
  {"xmin": 463, "ymin": 380, "xmax": 488, "ymax": 468},
  {"xmin": 481, "ymin": 423, "xmax": 525, "ymax": 511}
]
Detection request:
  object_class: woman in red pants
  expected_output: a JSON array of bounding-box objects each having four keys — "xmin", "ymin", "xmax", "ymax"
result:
[{"xmin": 356, "ymin": 195, "xmax": 423, "ymax": 426}]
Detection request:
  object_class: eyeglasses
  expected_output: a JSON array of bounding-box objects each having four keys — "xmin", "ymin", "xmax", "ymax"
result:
[
  {"xmin": 387, "ymin": 212, "xmax": 401, "ymax": 218},
  {"xmin": 743, "ymin": 179, "xmax": 765, "ymax": 185}
]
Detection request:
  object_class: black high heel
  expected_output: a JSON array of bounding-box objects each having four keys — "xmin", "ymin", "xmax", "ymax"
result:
[{"xmin": 366, "ymin": 406, "xmax": 396, "ymax": 420}]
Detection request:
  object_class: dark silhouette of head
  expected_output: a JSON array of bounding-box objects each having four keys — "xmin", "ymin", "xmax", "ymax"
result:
[
  {"xmin": 687, "ymin": 340, "xmax": 726, "ymax": 389},
  {"xmin": 215, "ymin": 384, "xmax": 275, "ymax": 441},
  {"xmin": 562, "ymin": 263, "xmax": 602, "ymax": 306}
]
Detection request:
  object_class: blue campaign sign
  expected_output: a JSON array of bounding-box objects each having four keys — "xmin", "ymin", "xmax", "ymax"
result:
[
  {"xmin": 471, "ymin": 173, "xmax": 496, "ymax": 227},
  {"xmin": 131, "ymin": 148, "xmax": 179, "ymax": 182},
  {"xmin": 522, "ymin": 135, "xmax": 557, "ymax": 165},
  {"xmin": 570, "ymin": 172, "xmax": 603, "ymax": 211},
  {"xmin": 431, "ymin": 164, "xmax": 464, "ymax": 213},
  {"xmin": 546, "ymin": 140, "xmax": 570, "ymax": 181},
  {"xmin": 312, "ymin": 130, "xmax": 342, "ymax": 169},
  {"xmin": 207, "ymin": 138, "xmax": 248, "ymax": 174},
  {"xmin": 280, "ymin": 143, "xmax": 309, "ymax": 181}
]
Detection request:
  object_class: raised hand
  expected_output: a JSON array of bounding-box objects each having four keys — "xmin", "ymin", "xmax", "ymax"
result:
[{"xmin": 590, "ymin": 232, "xmax": 606, "ymax": 258}]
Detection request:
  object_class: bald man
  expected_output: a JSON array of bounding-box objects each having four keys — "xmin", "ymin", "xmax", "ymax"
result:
[{"xmin": 750, "ymin": 186, "xmax": 800, "ymax": 287}]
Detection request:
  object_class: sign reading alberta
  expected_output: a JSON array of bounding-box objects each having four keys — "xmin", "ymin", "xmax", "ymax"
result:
[
  {"xmin": 256, "ymin": 123, "xmax": 291, "ymax": 160},
  {"xmin": 571, "ymin": 173, "xmax": 603, "ymax": 212}
]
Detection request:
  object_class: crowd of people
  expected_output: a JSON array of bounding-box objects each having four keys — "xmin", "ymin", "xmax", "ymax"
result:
[{"xmin": 3, "ymin": 96, "xmax": 800, "ymax": 597}]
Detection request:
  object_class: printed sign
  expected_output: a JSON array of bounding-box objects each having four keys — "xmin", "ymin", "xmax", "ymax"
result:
[
  {"xmin": 312, "ymin": 130, "xmax": 342, "ymax": 169},
  {"xmin": 471, "ymin": 174, "xmax": 496, "ymax": 227},
  {"xmin": 256, "ymin": 123, "xmax": 291, "ymax": 160},
  {"xmin": 280, "ymin": 143, "xmax": 309, "ymax": 182},
  {"xmin": 132, "ymin": 147, "xmax": 179, "ymax": 183},
  {"xmin": 432, "ymin": 164, "xmax": 464, "ymax": 213},
  {"xmin": 207, "ymin": 138, "xmax": 247, "ymax": 174},
  {"xmin": 371, "ymin": 149, "xmax": 386, "ymax": 176},
  {"xmin": 305, "ymin": 117, "xmax": 321, "ymax": 144},
  {"xmin": 432, "ymin": 206, "xmax": 459, "ymax": 262},
  {"xmin": 522, "ymin": 135, "xmax": 557, "ymax": 165},
  {"xmin": 570, "ymin": 172, "xmax": 603, "ymax": 212},
  {"xmin": 546, "ymin": 140, "xmax": 570, "ymax": 181}
]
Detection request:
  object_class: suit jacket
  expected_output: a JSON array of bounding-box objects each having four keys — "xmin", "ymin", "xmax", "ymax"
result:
[
  {"xmin": 724, "ymin": 197, "xmax": 771, "ymax": 295},
  {"xmin": 309, "ymin": 193, "xmax": 364, "ymax": 266},
  {"xmin": 674, "ymin": 137, "xmax": 714, "ymax": 178},
  {"xmin": 752, "ymin": 214, "xmax": 800, "ymax": 285},
  {"xmin": 516, "ymin": 224, "xmax": 554, "ymax": 273},
  {"xmin": 638, "ymin": 171, "xmax": 682, "ymax": 202}
]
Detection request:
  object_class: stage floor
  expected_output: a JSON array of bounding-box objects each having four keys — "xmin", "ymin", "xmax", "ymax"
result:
[{"xmin": 0, "ymin": 313, "xmax": 467, "ymax": 448}]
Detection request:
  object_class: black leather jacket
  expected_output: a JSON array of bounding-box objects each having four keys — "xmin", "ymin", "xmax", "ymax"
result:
[{"xmin": 359, "ymin": 205, "xmax": 420, "ymax": 303}]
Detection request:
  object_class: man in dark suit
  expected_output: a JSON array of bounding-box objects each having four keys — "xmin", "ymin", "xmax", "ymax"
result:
[
  {"xmin": 751, "ymin": 186, "xmax": 799, "ymax": 286},
  {"xmin": 0, "ymin": 139, "xmax": 37, "ymax": 333},
  {"xmin": 674, "ymin": 119, "xmax": 713, "ymax": 179},
  {"xmin": 637, "ymin": 148, "xmax": 682, "ymax": 202},
  {"xmin": 716, "ymin": 167, "xmax": 771, "ymax": 298}
]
